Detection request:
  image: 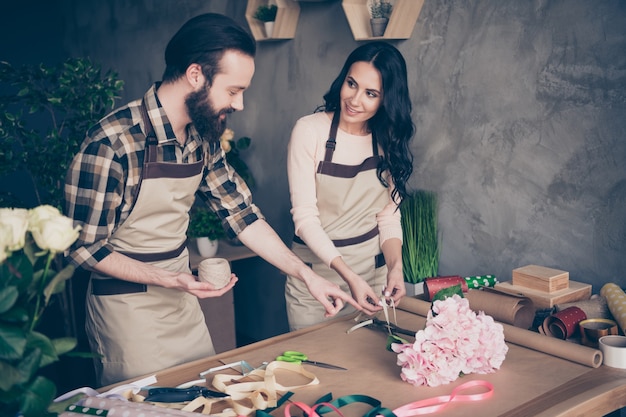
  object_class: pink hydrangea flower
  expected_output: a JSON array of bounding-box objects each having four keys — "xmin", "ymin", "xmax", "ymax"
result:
[{"xmin": 392, "ymin": 295, "xmax": 508, "ymax": 387}]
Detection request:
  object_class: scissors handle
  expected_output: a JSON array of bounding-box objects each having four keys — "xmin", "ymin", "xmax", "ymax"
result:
[{"xmin": 276, "ymin": 350, "xmax": 308, "ymax": 363}]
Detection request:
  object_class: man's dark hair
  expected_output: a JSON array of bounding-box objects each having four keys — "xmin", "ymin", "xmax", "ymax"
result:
[{"xmin": 162, "ymin": 13, "xmax": 256, "ymax": 84}]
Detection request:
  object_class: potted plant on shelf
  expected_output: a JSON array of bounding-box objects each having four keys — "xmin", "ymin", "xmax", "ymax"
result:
[
  {"xmin": 401, "ymin": 189, "xmax": 440, "ymax": 296},
  {"xmin": 254, "ymin": 3, "xmax": 279, "ymax": 38},
  {"xmin": 187, "ymin": 206, "xmax": 227, "ymax": 258},
  {"xmin": 369, "ymin": 0, "xmax": 393, "ymax": 37}
]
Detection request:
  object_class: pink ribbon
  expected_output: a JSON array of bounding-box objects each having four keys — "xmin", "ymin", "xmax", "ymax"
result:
[{"xmin": 388, "ymin": 380, "xmax": 494, "ymax": 416}]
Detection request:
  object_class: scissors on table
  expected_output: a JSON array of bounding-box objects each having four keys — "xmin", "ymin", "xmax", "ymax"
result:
[{"xmin": 276, "ymin": 350, "xmax": 347, "ymax": 371}]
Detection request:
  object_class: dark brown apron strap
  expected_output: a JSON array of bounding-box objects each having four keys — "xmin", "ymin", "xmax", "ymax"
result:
[{"xmin": 323, "ymin": 111, "xmax": 340, "ymax": 162}]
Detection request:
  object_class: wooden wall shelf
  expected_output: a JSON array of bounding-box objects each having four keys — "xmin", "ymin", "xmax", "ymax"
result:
[
  {"xmin": 246, "ymin": 0, "xmax": 301, "ymax": 41},
  {"xmin": 341, "ymin": 0, "xmax": 424, "ymax": 41}
]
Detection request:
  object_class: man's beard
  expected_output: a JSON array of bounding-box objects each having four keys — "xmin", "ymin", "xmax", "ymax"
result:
[{"xmin": 185, "ymin": 84, "xmax": 233, "ymax": 143}]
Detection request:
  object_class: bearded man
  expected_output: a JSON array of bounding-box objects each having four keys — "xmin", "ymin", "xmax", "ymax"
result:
[{"xmin": 64, "ymin": 13, "xmax": 360, "ymax": 387}]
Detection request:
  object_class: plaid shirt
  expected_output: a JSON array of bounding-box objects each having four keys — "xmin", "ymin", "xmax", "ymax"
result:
[{"xmin": 64, "ymin": 84, "xmax": 262, "ymax": 269}]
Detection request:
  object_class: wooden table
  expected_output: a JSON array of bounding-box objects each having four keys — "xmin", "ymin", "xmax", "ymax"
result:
[{"xmin": 109, "ymin": 299, "xmax": 626, "ymax": 417}]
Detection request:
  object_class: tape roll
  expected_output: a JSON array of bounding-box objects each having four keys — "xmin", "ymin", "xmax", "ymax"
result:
[
  {"xmin": 579, "ymin": 318, "xmax": 619, "ymax": 348},
  {"xmin": 599, "ymin": 335, "xmax": 626, "ymax": 368}
]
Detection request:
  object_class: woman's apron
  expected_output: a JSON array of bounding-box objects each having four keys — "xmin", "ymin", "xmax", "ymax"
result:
[
  {"xmin": 285, "ymin": 112, "xmax": 389, "ymax": 330},
  {"xmin": 86, "ymin": 102, "xmax": 215, "ymax": 386}
]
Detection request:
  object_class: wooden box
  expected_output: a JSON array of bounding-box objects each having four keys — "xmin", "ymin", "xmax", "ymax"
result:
[
  {"xmin": 512, "ymin": 264, "xmax": 569, "ymax": 293},
  {"xmin": 494, "ymin": 280, "xmax": 592, "ymax": 309}
]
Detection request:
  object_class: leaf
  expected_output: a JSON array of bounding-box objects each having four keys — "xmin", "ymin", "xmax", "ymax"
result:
[
  {"xmin": 0, "ymin": 359, "xmax": 24, "ymax": 391},
  {"xmin": 0, "ymin": 286, "xmax": 19, "ymax": 314},
  {"xmin": 386, "ymin": 334, "xmax": 408, "ymax": 352},
  {"xmin": 432, "ymin": 284, "xmax": 464, "ymax": 302},
  {"xmin": 19, "ymin": 376, "xmax": 56, "ymax": 417},
  {"xmin": 26, "ymin": 332, "xmax": 57, "ymax": 367},
  {"xmin": 0, "ymin": 324, "xmax": 27, "ymax": 360},
  {"xmin": 235, "ymin": 136, "xmax": 251, "ymax": 150},
  {"xmin": 51, "ymin": 337, "xmax": 77, "ymax": 356},
  {"xmin": 43, "ymin": 264, "xmax": 75, "ymax": 304}
]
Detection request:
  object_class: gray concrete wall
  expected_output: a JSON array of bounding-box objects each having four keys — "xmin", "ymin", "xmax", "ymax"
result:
[{"xmin": 3, "ymin": 0, "xmax": 625, "ymax": 344}]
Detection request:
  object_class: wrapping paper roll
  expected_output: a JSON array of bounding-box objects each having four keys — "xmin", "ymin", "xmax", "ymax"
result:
[
  {"xmin": 555, "ymin": 296, "xmax": 611, "ymax": 320},
  {"xmin": 398, "ymin": 296, "xmax": 603, "ymax": 368},
  {"xmin": 424, "ymin": 276, "xmax": 468, "ymax": 300},
  {"xmin": 600, "ymin": 283, "xmax": 626, "ymax": 335},
  {"xmin": 464, "ymin": 274, "xmax": 498, "ymax": 289},
  {"xmin": 464, "ymin": 289, "xmax": 535, "ymax": 329}
]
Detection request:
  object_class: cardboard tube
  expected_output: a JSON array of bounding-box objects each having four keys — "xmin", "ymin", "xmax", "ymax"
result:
[{"xmin": 399, "ymin": 296, "xmax": 603, "ymax": 368}]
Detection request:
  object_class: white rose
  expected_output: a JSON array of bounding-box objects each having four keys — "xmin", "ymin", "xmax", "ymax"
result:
[
  {"xmin": 0, "ymin": 223, "xmax": 11, "ymax": 263},
  {"xmin": 0, "ymin": 208, "xmax": 30, "ymax": 251},
  {"xmin": 30, "ymin": 214, "xmax": 81, "ymax": 254},
  {"xmin": 28, "ymin": 204, "xmax": 62, "ymax": 229}
]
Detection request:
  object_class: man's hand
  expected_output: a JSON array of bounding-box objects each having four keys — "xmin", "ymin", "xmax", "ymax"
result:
[
  {"xmin": 93, "ymin": 251, "xmax": 238, "ymax": 297},
  {"xmin": 236, "ymin": 219, "xmax": 363, "ymax": 317}
]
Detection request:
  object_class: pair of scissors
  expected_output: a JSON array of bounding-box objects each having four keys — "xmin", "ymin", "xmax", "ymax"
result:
[{"xmin": 276, "ymin": 350, "xmax": 347, "ymax": 371}]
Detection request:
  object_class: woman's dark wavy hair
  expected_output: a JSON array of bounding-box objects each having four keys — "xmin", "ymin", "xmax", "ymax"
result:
[
  {"xmin": 321, "ymin": 41, "xmax": 415, "ymax": 205},
  {"xmin": 162, "ymin": 13, "xmax": 256, "ymax": 85}
]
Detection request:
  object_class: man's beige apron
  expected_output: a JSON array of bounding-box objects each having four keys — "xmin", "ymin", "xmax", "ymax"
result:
[
  {"xmin": 86, "ymin": 102, "xmax": 215, "ymax": 386},
  {"xmin": 286, "ymin": 112, "xmax": 389, "ymax": 330}
]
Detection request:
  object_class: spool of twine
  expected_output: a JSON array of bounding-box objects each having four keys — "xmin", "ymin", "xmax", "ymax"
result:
[{"xmin": 198, "ymin": 258, "xmax": 230, "ymax": 289}]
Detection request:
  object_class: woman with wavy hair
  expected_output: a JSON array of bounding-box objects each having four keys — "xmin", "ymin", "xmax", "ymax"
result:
[{"xmin": 285, "ymin": 41, "xmax": 415, "ymax": 330}]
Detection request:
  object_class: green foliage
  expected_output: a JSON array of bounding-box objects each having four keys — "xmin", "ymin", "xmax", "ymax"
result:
[
  {"xmin": 401, "ymin": 189, "xmax": 440, "ymax": 284},
  {"xmin": 254, "ymin": 4, "xmax": 278, "ymax": 22},
  {"xmin": 0, "ymin": 58, "xmax": 124, "ymax": 209},
  {"xmin": 225, "ymin": 136, "xmax": 255, "ymax": 188},
  {"xmin": 370, "ymin": 1, "xmax": 393, "ymax": 19},
  {"xmin": 431, "ymin": 284, "xmax": 464, "ymax": 302},
  {"xmin": 0, "ymin": 240, "xmax": 77, "ymax": 416},
  {"xmin": 187, "ymin": 207, "xmax": 226, "ymax": 241}
]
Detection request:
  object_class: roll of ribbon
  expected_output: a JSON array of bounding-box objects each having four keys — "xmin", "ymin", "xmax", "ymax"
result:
[
  {"xmin": 600, "ymin": 283, "xmax": 626, "ymax": 335},
  {"xmin": 538, "ymin": 306, "xmax": 587, "ymax": 340},
  {"xmin": 464, "ymin": 275, "xmax": 498, "ymax": 289},
  {"xmin": 579, "ymin": 318, "xmax": 619, "ymax": 348},
  {"xmin": 424, "ymin": 276, "xmax": 468, "ymax": 300}
]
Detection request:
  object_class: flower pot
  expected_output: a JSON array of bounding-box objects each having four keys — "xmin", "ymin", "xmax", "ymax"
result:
[
  {"xmin": 264, "ymin": 21, "xmax": 275, "ymax": 38},
  {"xmin": 404, "ymin": 281, "xmax": 425, "ymax": 297},
  {"xmin": 196, "ymin": 237, "xmax": 219, "ymax": 258},
  {"xmin": 370, "ymin": 17, "xmax": 389, "ymax": 37}
]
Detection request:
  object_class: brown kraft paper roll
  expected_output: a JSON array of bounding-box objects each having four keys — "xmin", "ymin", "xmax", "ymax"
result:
[
  {"xmin": 464, "ymin": 288, "xmax": 535, "ymax": 329},
  {"xmin": 398, "ymin": 296, "xmax": 603, "ymax": 368}
]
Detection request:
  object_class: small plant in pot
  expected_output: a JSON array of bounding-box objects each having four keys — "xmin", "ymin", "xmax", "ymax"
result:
[
  {"xmin": 401, "ymin": 189, "xmax": 440, "ymax": 296},
  {"xmin": 254, "ymin": 3, "xmax": 279, "ymax": 38},
  {"xmin": 187, "ymin": 206, "xmax": 227, "ymax": 258},
  {"xmin": 369, "ymin": 0, "xmax": 393, "ymax": 37}
]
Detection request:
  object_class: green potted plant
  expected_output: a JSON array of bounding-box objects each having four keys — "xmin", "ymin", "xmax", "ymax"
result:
[
  {"xmin": 401, "ymin": 189, "xmax": 440, "ymax": 296},
  {"xmin": 187, "ymin": 206, "xmax": 227, "ymax": 257},
  {"xmin": 0, "ymin": 58, "xmax": 124, "ymax": 210},
  {"xmin": 254, "ymin": 3, "xmax": 279, "ymax": 38},
  {"xmin": 369, "ymin": 0, "xmax": 393, "ymax": 37}
]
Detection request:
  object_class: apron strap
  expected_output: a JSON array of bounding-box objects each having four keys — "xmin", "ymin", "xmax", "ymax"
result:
[
  {"xmin": 323, "ymin": 111, "xmax": 340, "ymax": 162},
  {"xmin": 322, "ymin": 110, "xmax": 380, "ymax": 163}
]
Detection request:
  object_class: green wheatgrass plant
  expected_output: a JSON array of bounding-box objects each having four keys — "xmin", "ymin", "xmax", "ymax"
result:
[{"xmin": 401, "ymin": 189, "xmax": 440, "ymax": 284}]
